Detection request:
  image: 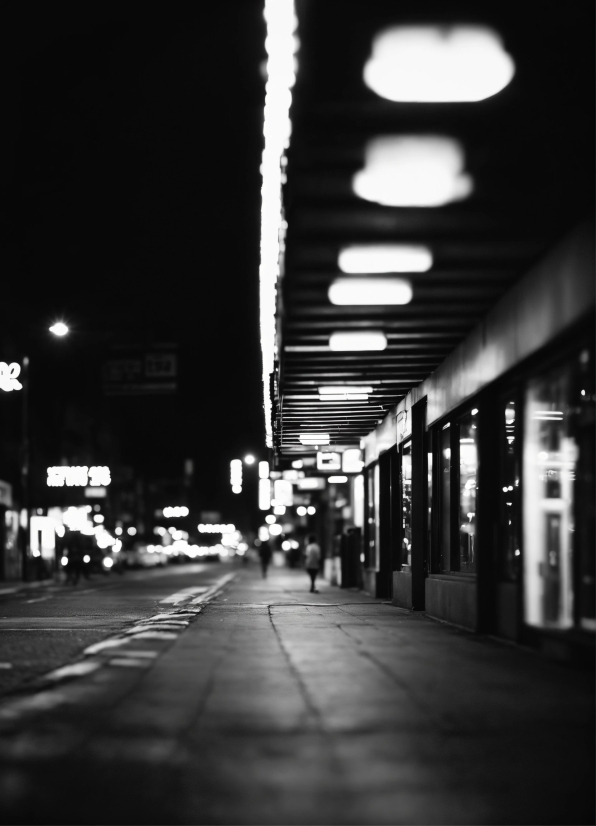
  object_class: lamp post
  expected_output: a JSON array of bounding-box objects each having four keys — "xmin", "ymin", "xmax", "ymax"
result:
[{"xmin": 20, "ymin": 323, "xmax": 70, "ymax": 580}]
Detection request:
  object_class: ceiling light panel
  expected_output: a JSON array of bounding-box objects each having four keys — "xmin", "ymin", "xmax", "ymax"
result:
[
  {"xmin": 338, "ymin": 244, "xmax": 433, "ymax": 273},
  {"xmin": 364, "ymin": 25, "xmax": 515, "ymax": 103},
  {"xmin": 329, "ymin": 332, "xmax": 388, "ymax": 351},
  {"xmin": 318, "ymin": 386, "xmax": 373, "ymax": 394},
  {"xmin": 328, "ymin": 277, "xmax": 413, "ymax": 305},
  {"xmin": 353, "ymin": 135, "xmax": 473, "ymax": 207}
]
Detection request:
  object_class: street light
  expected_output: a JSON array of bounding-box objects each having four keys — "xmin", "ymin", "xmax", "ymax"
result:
[
  {"xmin": 49, "ymin": 322, "xmax": 69, "ymax": 337},
  {"xmin": 244, "ymin": 454, "xmax": 255, "ymax": 465}
]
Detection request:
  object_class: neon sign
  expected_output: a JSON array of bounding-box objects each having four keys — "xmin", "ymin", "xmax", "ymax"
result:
[
  {"xmin": 0, "ymin": 363, "xmax": 23, "ymax": 392},
  {"xmin": 47, "ymin": 466, "xmax": 111, "ymax": 487}
]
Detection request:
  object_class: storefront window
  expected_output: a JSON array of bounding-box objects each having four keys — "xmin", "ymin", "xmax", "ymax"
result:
[
  {"xmin": 439, "ymin": 424, "xmax": 451, "ymax": 570},
  {"xmin": 427, "ymin": 450, "xmax": 433, "ymax": 568},
  {"xmin": 458, "ymin": 411, "xmax": 478, "ymax": 572},
  {"xmin": 500, "ymin": 399, "xmax": 521, "ymax": 580},
  {"xmin": 523, "ymin": 361, "xmax": 577, "ymax": 629},
  {"xmin": 365, "ymin": 468, "xmax": 375, "ymax": 568},
  {"xmin": 401, "ymin": 441, "xmax": 412, "ymax": 566}
]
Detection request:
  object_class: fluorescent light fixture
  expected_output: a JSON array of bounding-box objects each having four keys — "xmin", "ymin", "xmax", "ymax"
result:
[
  {"xmin": 299, "ymin": 433, "xmax": 330, "ymax": 445},
  {"xmin": 49, "ymin": 322, "xmax": 69, "ymax": 336},
  {"xmin": 364, "ymin": 25, "xmax": 515, "ymax": 103},
  {"xmin": 338, "ymin": 244, "xmax": 432, "ymax": 273},
  {"xmin": 328, "ymin": 476, "xmax": 348, "ymax": 483},
  {"xmin": 329, "ymin": 277, "xmax": 413, "ymax": 305},
  {"xmin": 319, "ymin": 386, "xmax": 373, "ymax": 395},
  {"xmin": 318, "ymin": 394, "xmax": 369, "ymax": 401},
  {"xmin": 329, "ymin": 332, "xmax": 387, "ymax": 351},
  {"xmin": 260, "ymin": 0, "xmax": 299, "ymax": 448},
  {"xmin": 353, "ymin": 136, "xmax": 472, "ymax": 207}
]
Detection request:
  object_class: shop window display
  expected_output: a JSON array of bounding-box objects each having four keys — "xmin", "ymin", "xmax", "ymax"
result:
[
  {"xmin": 458, "ymin": 411, "xmax": 478, "ymax": 572},
  {"xmin": 439, "ymin": 424, "xmax": 451, "ymax": 570},
  {"xmin": 500, "ymin": 399, "xmax": 521, "ymax": 580},
  {"xmin": 523, "ymin": 348, "xmax": 594, "ymax": 631},
  {"xmin": 401, "ymin": 441, "xmax": 412, "ymax": 566}
]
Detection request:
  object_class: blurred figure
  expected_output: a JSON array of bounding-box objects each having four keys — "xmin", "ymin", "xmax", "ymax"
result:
[
  {"xmin": 67, "ymin": 534, "xmax": 89, "ymax": 584},
  {"xmin": 305, "ymin": 534, "xmax": 321, "ymax": 594},
  {"xmin": 258, "ymin": 539, "xmax": 272, "ymax": 578}
]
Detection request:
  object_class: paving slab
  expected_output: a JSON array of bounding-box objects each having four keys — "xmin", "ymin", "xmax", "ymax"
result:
[{"xmin": 0, "ymin": 564, "xmax": 593, "ymax": 825}]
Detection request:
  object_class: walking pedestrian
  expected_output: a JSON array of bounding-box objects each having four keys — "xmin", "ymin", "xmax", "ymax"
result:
[
  {"xmin": 258, "ymin": 539, "xmax": 272, "ymax": 578},
  {"xmin": 305, "ymin": 534, "xmax": 321, "ymax": 594}
]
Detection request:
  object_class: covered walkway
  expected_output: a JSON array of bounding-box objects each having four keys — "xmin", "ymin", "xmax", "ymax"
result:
[{"xmin": 0, "ymin": 565, "xmax": 593, "ymax": 825}]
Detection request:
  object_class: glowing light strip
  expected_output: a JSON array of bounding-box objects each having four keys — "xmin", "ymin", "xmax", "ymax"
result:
[{"xmin": 260, "ymin": 0, "xmax": 298, "ymax": 447}]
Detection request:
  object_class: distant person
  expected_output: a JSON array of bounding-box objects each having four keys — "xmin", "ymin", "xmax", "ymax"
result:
[
  {"xmin": 305, "ymin": 534, "xmax": 321, "ymax": 594},
  {"xmin": 258, "ymin": 539, "xmax": 272, "ymax": 578}
]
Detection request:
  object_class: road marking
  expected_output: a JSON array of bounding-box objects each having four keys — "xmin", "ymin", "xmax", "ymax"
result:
[
  {"xmin": 45, "ymin": 662, "xmax": 101, "ymax": 681},
  {"xmin": 83, "ymin": 638, "xmax": 132, "ymax": 655},
  {"xmin": 189, "ymin": 572, "xmax": 237, "ymax": 604},
  {"xmin": 25, "ymin": 596, "xmax": 52, "ymax": 604},
  {"xmin": 1, "ymin": 571, "xmax": 237, "ymax": 716},
  {"xmin": 125, "ymin": 623, "xmax": 184, "ymax": 635},
  {"xmin": 0, "ymin": 588, "xmax": 18, "ymax": 595},
  {"xmin": 109, "ymin": 657, "xmax": 153, "ymax": 668},
  {"xmin": 159, "ymin": 586, "xmax": 208, "ymax": 605}
]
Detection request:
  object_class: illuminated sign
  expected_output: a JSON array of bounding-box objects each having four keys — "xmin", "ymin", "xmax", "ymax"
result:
[
  {"xmin": 273, "ymin": 479, "xmax": 293, "ymax": 507},
  {"xmin": 342, "ymin": 449, "xmax": 364, "ymax": 473},
  {"xmin": 297, "ymin": 477, "xmax": 325, "ymax": 491},
  {"xmin": 316, "ymin": 452, "xmax": 341, "ymax": 472},
  {"xmin": 47, "ymin": 466, "xmax": 111, "ymax": 487},
  {"xmin": 282, "ymin": 470, "xmax": 304, "ymax": 481},
  {"xmin": 162, "ymin": 507, "xmax": 189, "ymax": 518},
  {"xmin": 230, "ymin": 459, "xmax": 242, "ymax": 494},
  {"xmin": 198, "ymin": 523, "xmax": 235, "ymax": 534},
  {"xmin": 259, "ymin": 478, "xmax": 271, "ymax": 510},
  {"xmin": 0, "ymin": 363, "xmax": 23, "ymax": 392}
]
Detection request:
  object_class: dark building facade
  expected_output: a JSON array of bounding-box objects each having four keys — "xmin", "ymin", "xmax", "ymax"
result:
[{"xmin": 267, "ymin": 0, "xmax": 595, "ymax": 662}]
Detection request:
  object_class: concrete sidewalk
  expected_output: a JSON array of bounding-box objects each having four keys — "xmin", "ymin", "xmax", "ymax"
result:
[{"xmin": 0, "ymin": 564, "xmax": 593, "ymax": 825}]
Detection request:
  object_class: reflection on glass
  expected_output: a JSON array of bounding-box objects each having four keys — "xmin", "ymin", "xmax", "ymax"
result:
[
  {"xmin": 523, "ymin": 366, "xmax": 576, "ymax": 629},
  {"xmin": 366, "ymin": 469, "xmax": 376, "ymax": 568},
  {"xmin": 458, "ymin": 412, "xmax": 478, "ymax": 572},
  {"xmin": 427, "ymin": 451, "xmax": 433, "ymax": 569},
  {"xmin": 440, "ymin": 424, "xmax": 451, "ymax": 570},
  {"xmin": 373, "ymin": 463, "xmax": 381, "ymax": 570},
  {"xmin": 401, "ymin": 442, "xmax": 412, "ymax": 566},
  {"xmin": 500, "ymin": 400, "xmax": 520, "ymax": 579}
]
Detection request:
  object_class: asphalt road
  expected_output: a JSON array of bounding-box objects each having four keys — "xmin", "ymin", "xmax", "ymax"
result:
[{"xmin": 0, "ymin": 561, "xmax": 233, "ymax": 696}]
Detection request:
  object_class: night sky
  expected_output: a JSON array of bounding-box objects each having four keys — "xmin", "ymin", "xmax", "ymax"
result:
[{"xmin": 2, "ymin": 4, "xmax": 267, "ymax": 523}]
